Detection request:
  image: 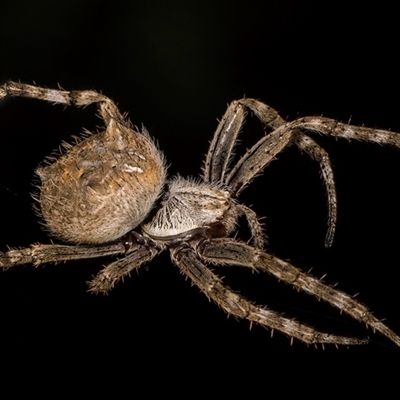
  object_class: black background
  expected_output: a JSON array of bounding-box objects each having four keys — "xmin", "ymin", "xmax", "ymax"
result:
[{"xmin": 0, "ymin": 1, "xmax": 399, "ymax": 394}]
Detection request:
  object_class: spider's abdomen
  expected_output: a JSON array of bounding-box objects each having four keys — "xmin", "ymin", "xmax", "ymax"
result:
[{"xmin": 36, "ymin": 126, "xmax": 166, "ymax": 244}]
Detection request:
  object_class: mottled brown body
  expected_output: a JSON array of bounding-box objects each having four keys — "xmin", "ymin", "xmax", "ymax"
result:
[
  {"xmin": 37, "ymin": 125, "xmax": 165, "ymax": 244},
  {"xmin": 1, "ymin": 81, "xmax": 399, "ymax": 347}
]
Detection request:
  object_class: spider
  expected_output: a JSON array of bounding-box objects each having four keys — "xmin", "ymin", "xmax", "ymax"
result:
[{"xmin": 0, "ymin": 81, "xmax": 399, "ymax": 347}]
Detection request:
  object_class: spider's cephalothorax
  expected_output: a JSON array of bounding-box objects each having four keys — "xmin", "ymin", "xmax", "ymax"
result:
[
  {"xmin": 143, "ymin": 177, "xmax": 239, "ymax": 242},
  {"xmin": 1, "ymin": 81, "xmax": 399, "ymax": 347}
]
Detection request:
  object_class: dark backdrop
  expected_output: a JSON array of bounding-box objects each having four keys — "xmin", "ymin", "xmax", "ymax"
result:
[{"xmin": 0, "ymin": 1, "xmax": 399, "ymax": 394}]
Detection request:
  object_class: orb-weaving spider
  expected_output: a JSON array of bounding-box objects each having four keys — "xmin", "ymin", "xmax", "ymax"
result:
[{"xmin": 1, "ymin": 81, "xmax": 399, "ymax": 347}]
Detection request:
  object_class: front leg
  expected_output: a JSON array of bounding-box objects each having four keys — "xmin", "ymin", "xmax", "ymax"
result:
[
  {"xmin": 204, "ymin": 99, "xmax": 286, "ymax": 185},
  {"xmin": 294, "ymin": 134, "xmax": 336, "ymax": 247},
  {"xmin": 291, "ymin": 116, "xmax": 400, "ymax": 146}
]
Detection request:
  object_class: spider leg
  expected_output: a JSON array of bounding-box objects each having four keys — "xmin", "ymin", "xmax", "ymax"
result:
[
  {"xmin": 224, "ymin": 123, "xmax": 337, "ymax": 212},
  {"xmin": 198, "ymin": 238, "xmax": 400, "ymax": 347},
  {"xmin": 237, "ymin": 203, "xmax": 265, "ymax": 250},
  {"xmin": 203, "ymin": 100, "xmax": 245, "ymax": 183},
  {"xmin": 171, "ymin": 244, "xmax": 367, "ymax": 345},
  {"xmin": 224, "ymin": 117, "xmax": 338, "ymax": 246},
  {"xmin": 203, "ymin": 98, "xmax": 339, "ymax": 244},
  {"xmin": 203, "ymin": 99, "xmax": 285, "ymax": 184},
  {"xmin": 287, "ymin": 116, "xmax": 400, "ymax": 245},
  {"xmin": 291, "ymin": 116, "xmax": 400, "ymax": 147},
  {"xmin": 0, "ymin": 81, "xmax": 125, "ymax": 134},
  {"xmin": 293, "ymin": 134, "xmax": 336, "ymax": 247},
  {"xmin": 225, "ymin": 124, "xmax": 293, "ymax": 194},
  {"xmin": 0, "ymin": 241, "xmax": 129, "ymax": 268},
  {"xmin": 88, "ymin": 245, "xmax": 160, "ymax": 294}
]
